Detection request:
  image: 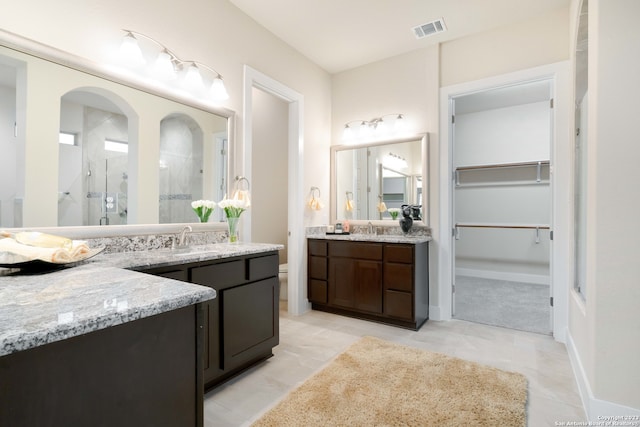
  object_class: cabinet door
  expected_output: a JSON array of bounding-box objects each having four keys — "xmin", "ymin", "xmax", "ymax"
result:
[
  {"xmin": 222, "ymin": 277, "xmax": 279, "ymax": 370},
  {"xmin": 354, "ymin": 260, "xmax": 383, "ymax": 314},
  {"xmin": 329, "ymin": 258, "xmax": 356, "ymax": 309},
  {"xmin": 329, "ymin": 258, "xmax": 382, "ymax": 313}
]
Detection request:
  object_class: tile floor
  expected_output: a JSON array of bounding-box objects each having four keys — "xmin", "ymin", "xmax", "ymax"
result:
[{"xmin": 204, "ymin": 303, "xmax": 586, "ymax": 426}]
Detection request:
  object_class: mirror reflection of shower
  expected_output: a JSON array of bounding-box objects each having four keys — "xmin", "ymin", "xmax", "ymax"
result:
[
  {"xmin": 58, "ymin": 90, "xmax": 129, "ymax": 226},
  {"xmin": 159, "ymin": 114, "xmax": 204, "ymax": 223}
]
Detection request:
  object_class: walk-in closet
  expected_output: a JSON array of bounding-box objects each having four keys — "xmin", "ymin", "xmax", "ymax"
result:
[{"xmin": 452, "ymin": 79, "xmax": 553, "ymax": 335}]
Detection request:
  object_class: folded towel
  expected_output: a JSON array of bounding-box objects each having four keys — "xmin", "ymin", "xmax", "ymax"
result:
[{"xmin": 0, "ymin": 237, "xmax": 90, "ymax": 263}]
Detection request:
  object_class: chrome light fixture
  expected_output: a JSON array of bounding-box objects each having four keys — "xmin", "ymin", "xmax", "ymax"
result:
[
  {"xmin": 118, "ymin": 29, "xmax": 229, "ymax": 101},
  {"xmin": 342, "ymin": 114, "xmax": 405, "ymax": 141}
]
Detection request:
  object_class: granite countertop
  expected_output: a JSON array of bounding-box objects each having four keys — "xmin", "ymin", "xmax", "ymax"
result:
[
  {"xmin": 100, "ymin": 242, "xmax": 284, "ymax": 271},
  {"xmin": 0, "ymin": 242, "xmax": 283, "ymax": 357},
  {"xmin": 307, "ymin": 233, "xmax": 432, "ymax": 244}
]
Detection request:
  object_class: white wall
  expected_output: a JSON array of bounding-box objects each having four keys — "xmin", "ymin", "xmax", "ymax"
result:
[
  {"xmin": 0, "ymin": 84, "xmax": 17, "ymax": 227},
  {"xmin": 567, "ymin": 0, "xmax": 640, "ymax": 417},
  {"xmin": 441, "ymin": 6, "xmax": 570, "ymax": 87},
  {"xmin": 454, "ymin": 102, "xmax": 551, "ymax": 166},
  {"xmin": 251, "ymin": 87, "xmax": 288, "ymax": 263}
]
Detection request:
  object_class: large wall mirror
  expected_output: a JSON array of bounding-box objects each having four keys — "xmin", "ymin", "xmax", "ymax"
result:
[
  {"xmin": 0, "ymin": 31, "xmax": 232, "ymax": 229},
  {"xmin": 330, "ymin": 134, "xmax": 428, "ymax": 223}
]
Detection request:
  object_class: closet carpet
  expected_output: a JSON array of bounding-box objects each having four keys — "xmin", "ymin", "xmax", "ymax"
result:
[{"xmin": 454, "ymin": 275, "xmax": 551, "ymax": 335}]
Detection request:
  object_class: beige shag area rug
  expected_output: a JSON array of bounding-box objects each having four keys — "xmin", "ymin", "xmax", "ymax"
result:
[{"xmin": 252, "ymin": 336, "xmax": 528, "ymax": 427}]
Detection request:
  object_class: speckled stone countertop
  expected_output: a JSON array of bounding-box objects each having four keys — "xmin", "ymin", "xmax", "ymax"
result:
[
  {"xmin": 0, "ymin": 242, "xmax": 282, "ymax": 357},
  {"xmin": 99, "ymin": 242, "xmax": 284, "ymax": 271},
  {"xmin": 306, "ymin": 232, "xmax": 431, "ymax": 244}
]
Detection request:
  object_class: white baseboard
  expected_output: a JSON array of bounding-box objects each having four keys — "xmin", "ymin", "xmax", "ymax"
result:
[
  {"xmin": 566, "ymin": 331, "xmax": 640, "ymax": 421},
  {"xmin": 456, "ymin": 267, "xmax": 550, "ymax": 285},
  {"xmin": 429, "ymin": 305, "xmax": 443, "ymax": 321}
]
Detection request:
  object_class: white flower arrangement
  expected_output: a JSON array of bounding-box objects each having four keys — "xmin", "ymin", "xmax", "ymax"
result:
[
  {"xmin": 387, "ymin": 207, "xmax": 401, "ymax": 220},
  {"xmin": 218, "ymin": 196, "xmax": 250, "ymax": 219},
  {"xmin": 191, "ymin": 199, "xmax": 216, "ymax": 222}
]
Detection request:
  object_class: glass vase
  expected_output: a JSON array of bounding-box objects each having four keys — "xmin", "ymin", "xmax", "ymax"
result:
[{"xmin": 227, "ymin": 216, "xmax": 240, "ymax": 243}]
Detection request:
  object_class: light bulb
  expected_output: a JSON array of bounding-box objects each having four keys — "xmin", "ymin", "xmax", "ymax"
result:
[
  {"xmin": 119, "ymin": 32, "xmax": 145, "ymax": 68},
  {"xmin": 210, "ymin": 76, "xmax": 229, "ymax": 100},
  {"xmin": 359, "ymin": 121, "xmax": 371, "ymax": 139},
  {"xmin": 342, "ymin": 124, "xmax": 353, "ymax": 141},
  {"xmin": 153, "ymin": 50, "xmax": 177, "ymax": 80},
  {"xmin": 394, "ymin": 114, "xmax": 406, "ymax": 132},
  {"xmin": 375, "ymin": 119, "xmax": 387, "ymax": 135},
  {"xmin": 183, "ymin": 63, "xmax": 204, "ymax": 92}
]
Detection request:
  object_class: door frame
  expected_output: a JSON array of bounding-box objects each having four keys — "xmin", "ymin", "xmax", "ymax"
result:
[
  {"xmin": 242, "ymin": 65, "xmax": 308, "ymax": 316},
  {"xmin": 438, "ymin": 61, "xmax": 571, "ymax": 342}
]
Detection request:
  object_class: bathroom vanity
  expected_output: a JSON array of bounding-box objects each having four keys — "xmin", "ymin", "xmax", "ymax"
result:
[
  {"xmin": 0, "ymin": 242, "xmax": 281, "ymax": 427},
  {"xmin": 140, "ymin": 247, "xmax": 280, "ymax": 389},
  {"xmin": 308, "ymin": 234, "xmax": 430, "ymax": 330}
]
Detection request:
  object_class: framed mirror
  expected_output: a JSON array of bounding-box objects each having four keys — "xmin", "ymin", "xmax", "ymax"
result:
[
  {"xmin": 330, "ymin": 134, "xmax": 428, "ymax": 224},
  {"xmin": 0, "ymin": 30, "xmax": 233, "ymax": 229}
]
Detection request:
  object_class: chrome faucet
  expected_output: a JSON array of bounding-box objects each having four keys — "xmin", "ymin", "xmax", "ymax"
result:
[
  {"xmin": 368, "ymin": 221, "xmax": 374, "ymax": 234},
  {"xmin": 177, "ymin": 225, "xmax": 192, "ymax": 247}
]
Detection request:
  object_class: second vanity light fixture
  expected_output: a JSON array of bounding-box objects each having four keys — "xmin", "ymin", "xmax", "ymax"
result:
[
  {"xmin": 119, "ymin": 30, "xmax": 229, "ymax": 102},
  {"xmin": 342, "ymin": 114, "xmax": 405, "ymax": 141}
]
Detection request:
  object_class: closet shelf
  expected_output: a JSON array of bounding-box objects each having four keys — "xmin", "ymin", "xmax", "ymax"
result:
[
  {"xmin": 455, "ymin": 160, "xmax": 550, "ymax": 186},
  {"xmin": 455, "ymin": 160, "xmax": 550, "ymax": 171}
]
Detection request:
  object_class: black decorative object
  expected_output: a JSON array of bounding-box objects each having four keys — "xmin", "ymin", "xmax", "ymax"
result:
[{"xmin": 400, "ymin": 205, "xmax": 413, "ymax": 233}]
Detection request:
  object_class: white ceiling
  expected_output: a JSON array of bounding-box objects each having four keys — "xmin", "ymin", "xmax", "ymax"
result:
[{"xmin": 229, "ymin": 0, "xmax": 569, "ymax": 74}]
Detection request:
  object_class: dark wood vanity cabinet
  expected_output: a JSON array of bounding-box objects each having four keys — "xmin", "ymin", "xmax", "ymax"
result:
[
  {"xmin": 308, "ymin": 239, "xmax": 428, "ymax": 330},
  {"xmin": 144, "ymin": 252, "xmax": 279, "ymax": 390}
]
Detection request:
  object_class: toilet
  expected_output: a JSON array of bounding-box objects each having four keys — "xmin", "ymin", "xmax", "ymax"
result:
[{"xmin": 278, "ymin": 263, "xmax": 288, "ymax": 301}]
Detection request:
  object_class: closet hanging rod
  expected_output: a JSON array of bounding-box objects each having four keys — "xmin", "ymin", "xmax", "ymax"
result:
[
  {"xmin": 455, "ymin": 160, "xmax": 550, "ymax": 172},
  {"xmin": 455, "ymin": 223, "xmax": 550, "ymax": 230}
]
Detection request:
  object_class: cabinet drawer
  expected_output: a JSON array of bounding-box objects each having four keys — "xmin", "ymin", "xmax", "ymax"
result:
[
  {"xmin": 308, "ymin": 240, "xmax": 327, "ymax": 256},
  {"xmin": 309, "ymin": 256, "xmax": 327, "ymax": 280},
  {"xmin": 384, "ymin": 263, "xmax": 413, "ymax": 292},
  {"xmin": 385, "ymin": 290, "xmax": 413, "ymax": 320},
  {"xmin": 384, "ymin": 244, "xmax": 414, "ymax": 264},
  {"xmin": 309, "ymin": 279, "xmax": 328, "ymax": 304},
  {"xmin": 248, "ymin": 254, "xmax": 278, "ymax": 281},
  {"xmin": 329, "ymin": 241, "xmax": 382, "ymax": 260},
  {"xmin": 191, "ymin": 260, "xmax": 245, "ymax": 288}
]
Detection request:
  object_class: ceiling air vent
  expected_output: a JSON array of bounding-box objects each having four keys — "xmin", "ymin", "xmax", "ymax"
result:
[{"xmin": 412, "ymin": 18, "xmax": 447, "ymax": 39}]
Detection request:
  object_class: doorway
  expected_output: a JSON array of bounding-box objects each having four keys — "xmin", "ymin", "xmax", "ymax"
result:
[
  {"xmin": 242, "ymin": 65, "xmax": 306, "ymax": 316},
  {"xmin": 451, "ymin": 79, "xmax": 553, "ymax": 335}
]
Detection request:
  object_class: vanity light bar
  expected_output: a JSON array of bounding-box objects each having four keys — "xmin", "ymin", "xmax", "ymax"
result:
[
  {"xmin": 118, "ymin": 30, "xmax": 229, "ymax": 102},
  {"xmin": 342, "ymin": 114, "xmax": 405, "ymax": 141}
]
